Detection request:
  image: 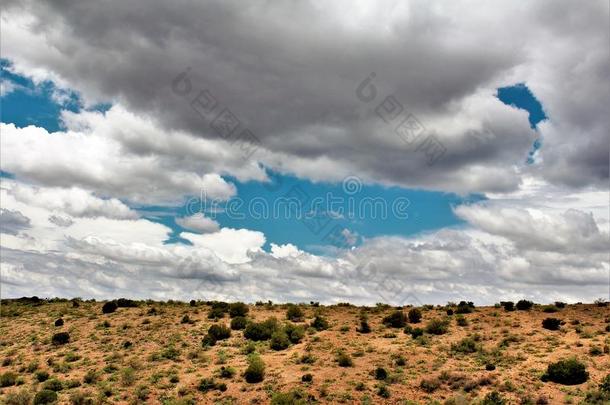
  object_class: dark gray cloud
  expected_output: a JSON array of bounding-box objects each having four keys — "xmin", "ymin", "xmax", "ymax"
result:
[{"xmin": 3, "ymin": 0, "xmax": 607, "ymax": 193}]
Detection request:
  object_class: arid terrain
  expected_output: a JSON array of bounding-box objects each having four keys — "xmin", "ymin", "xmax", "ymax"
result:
[{"xmin": 0, "ymin": 299, "xmax": 608, "ymax": 405}]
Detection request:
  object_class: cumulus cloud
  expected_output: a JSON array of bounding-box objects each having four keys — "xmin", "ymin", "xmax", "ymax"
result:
[
  {"xmin": 0, "ymin": 116, "xmax": 237, "ymax": 205},
  {"xmin": 175, "ymin": 214, "xmax": 220, "ymax": 234},
  {"xmin": 0, "ymin": 208, "xmax": 31, "ymax": 235},
  {"xmin": 1, "ymin": 0, "xmax": 607, "ymax": 192}
]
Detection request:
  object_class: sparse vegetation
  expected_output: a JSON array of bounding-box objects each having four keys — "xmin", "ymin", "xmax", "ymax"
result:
[{"xmin": 0, "ymin": 299, "xmax": 606, "ymax": 403}]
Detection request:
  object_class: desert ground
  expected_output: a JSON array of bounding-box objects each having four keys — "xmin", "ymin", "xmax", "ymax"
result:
[{"xmin": 0, "ymin": 298, "xmax": 608, "ymax": 405}]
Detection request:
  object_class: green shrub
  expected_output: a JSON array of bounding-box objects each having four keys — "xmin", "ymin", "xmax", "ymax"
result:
[
  {"xmin": 336, "ymin": 352, "xmax": 353, "ymax": 367},
  {"xmin": 554, "ymin": 301, "xmax": 566, "ymax": 308},
  {"xmin": 419, "ymin": 378, "xmax": 440, "ymax": 393},
  {"xmin": 101, "ymin": 301, "xmax": 117, "ymax": 314},
  {"xmin": 51, "ymin": 332, "xmax": 70, "ymax": 345},
  {"xmin": 3, "ymin": 388, "xmax": 32, "ymax": 405},
  {"xmin": 451, "ymin": 337, "xmax": 479, "ymax": 354},
  {"xmin": 244, "ymin": 318, "xmax": 279, "ymax": 341},
  {"xmin": 35, "ymin": 371, "xmax": 50, "ymax": 382},
  {"xmin": 218, "ymin": 366, "xmax": 235, "ymax": 379},
  {"xmin": 357, "ymin": 320, "xmax": 371, "ymax": 333},
  {"xmin": 42, "ymin": 379, "xmax": 63, "ymax": 392},
  {"xmin": 382, "ymin": 311, "xmax": 406, "ymax": 328},
  {"xmin": 301, "ymin": 373, "xmax": 313, "ymax": 383},
  {"xmin": 541, "ymin": 358, "xmax": 588, "ymax": 385},
  {"xmin": 271, "ymin": 389, "xmax": 309, "ymax": 405},
  {"xmin": 207, "ymin": 306, "xmax": 225, "ymax": 319},
  {"xmin": 197, "ymin": 377, "xmax": 225, "ymax": 392},
  {"xmin": 542, "ymin": 305, "xmax": 559, "ymax": 313},
  {"xmin": 516, "ymin": 300, "xmax": 534, "ymax": 310},
  {"xmin": 408, "ymin": 308, "xmax": 422, "ymax": 323},
  {"xmin": 542, "ymin": 318, "xmax": 561, "ymax": 331},
  {"xmin": 286, "ymin": 305, "xmax": 304, "ymax": 322},
  {"xmin": 310, "ymin": 315, "xmax": 329, "ymax": 331},
  {"xmin": 374, "ymin": 367, "xmax": 388, "ymax": 380},
  {"xmin": 480, "ymin": 391, "xmax": 506, "ymax": 405},
  {"xmin": 377, "ymin": 384, "xmax": 390, "ymax": 398},
  {"xmin": 208, "ymin": 324, "xmax": 231, "ymax": 340},
  {"xmin": 0, "ymin": 371, "xmax": 17, "ymax": 387},
  {"xmin": 270, "ymin": 330, "xmax": 291, "ymax": 351},
  {"xmin": 116, "ymin": 298, "xmax": 137, "ymax": 308},
  {"xmin": 180, "ymin": 314, "xmax": 192, "ymax": 324},
  {"xmin": 229, "ymin": 302, "xmax": 249, "ymax": 318},
  {"xmin": 284, "ymin": 323, "xmax": 305, "ymax": 343},
  {"xmin": 54, "ymin": 318, "xmax": 64, "ymax": 327},
  {"xmin": 501, "ymin": 301, "xmax": 515, "ymax": 311},
  {"xmin": 456, "ymin": 315, "xmax": 469, "ymax": 327},
  {"xmin": 455, "ymin": 301, "xmax": 474, "ymax": 314},
  {"xmin": 244, "ymin": 355, "xmax": 265, "ymax": 383},
  {"xmin": 425, "ymin": 318, "xmax": 450, "ymax": 335},
  {"xmin": 410, "ymin": 328, "xmax": 424, "ymax": 339},
  {"xmin": 33, "ymin": 390, "xmax": 58, "ymax": 405},
  {"xmin": 230, "ymin": 316, "xmax": 247, "ymax": 330}
]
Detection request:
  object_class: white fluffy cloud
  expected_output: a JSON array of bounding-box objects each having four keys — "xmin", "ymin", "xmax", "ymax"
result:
[
  {"xmin": 0, "ymin": 110, "xmax": 240, "ymax": 205},
  {"xmin": 175, "ymin": 214, "xmax": 220, "ymax": 234}
]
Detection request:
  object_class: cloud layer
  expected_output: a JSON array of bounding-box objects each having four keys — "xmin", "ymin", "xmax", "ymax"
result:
[{"xmin": 2, "ymin": 0, "xmax": 608, "ymax": 193}]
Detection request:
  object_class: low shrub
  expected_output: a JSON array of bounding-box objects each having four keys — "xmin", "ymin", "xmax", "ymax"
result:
[
  {"xmin": 284, "ymin": 323, "xmax": 305, "ymax": 343},
  {"xmin": 516, "ymin": 300, "xmax": 534, "ymax": 310},
  {"xmin": 244, "ymin": 318, "xmax": 279, "ymax": 341},
  {"xmin": 357, "ymin": 320, "xmax": 371, "ymax": 333},
  {"xmin": 54, "ymin": 319, "xmax": 64, "ymax": 327},
  {"xmin": 382, "ymin": 311, "xmax": 407, "ymax": 328},
  {"xmin": 377, "ymin": 384, "xmax": 390, "ymax": 398},
  {"xmin": 230, "ymin": 316, "xmax": 247, "ymax": 330},
  {"xmin": 271, "ymin": 389, "xmax": 310, "ymax": 405},
  {"xmin": 101, "ymin": 301, "xmax": 117, "ymax": 314},
  {"xmin": 374, "ymin": 367, "xmax": 388, "ymax": 380},
  {"xmin": 270, "ymin": 330, "xmax": 291, "ymax": 351},
  {"xmin": 301, "ymin": 373, "xmax": 313, "ymax": 383},
  {"xmin": 455, "ymin": 301, "xmax": 474, "ymax": 314},
  {"xmin": 456, "ymin": 315, "xmax": 468, "ymax": 327},
  {"xmin": 542, "ymin": 305, "xmax": 559, "ymax": 313},
  {"xmin": 451, "ymin": 337, "xmax": 479, "ymax": 354},
  {"xmin": 425, "ymin": 318, "xmax": 450, "ymax": 335},
  {"xmin": 541, "ymin": 358, "xmax": 588, "ymax": 385},
  {"xmin": 197, "ymin": 377, "xmax": 225, "ymax": 392},
  {"xmin": 33, "ymin": 390, "xmax": 57, "ymax": 405},
  {"xmin": 481, "ymin": 391, "xmax": 506, "ymax": 405},
  {"xmin": 286, "ymin": 305, "xmax": 304, "ymax": 322},
  {"xmin": 408, "ymin": 308, "xmax": 422, "ymax": 323},
  {"xmin": 42, "ymin": 379, "xmax": 63, "ymax": 392},
  {"xmin": 0, "ymin": 371, "xmax": 17, "ymax": 387},
  {"xmin": 419, "ymin": 378, "xmax": 440, "ymax": 393},
  {"xmin": 310, "ymin": 315, "xmax": 329, "ymax": 331},
  {"xmin": 542, "ymin": 318, "xmax": 561, "ymax": 331},
  {"xmin": 244, "ymin": 355, "xmax": 265, "ymax": 383},
  {"xmin": 410, "ymin": 327, "xmax": 424, "ymax": 339},
  {"xmin": 51, "ymin": 332, "xmax": 70, "ymax": 345},
  {"xmin": 218, "ymin": 366, "xmax": 235, "ymax": 379},
  {"xmin": 228, "ymin": 302, "xmax": 249, "ymax": 318},
  {"xmin": 501, "ymin": 301, "xmax": 515, "ymax": 311},
  {"xmin": 35, "ymin": 371, "xmax": 50, "ymax": 382},
  {"xmin": 116, "ymin": 298, "xmax": 137, "ymax": 308},
  {"xmin": 554, "ymin": 301, "xmax": 566, "ymax": 308},
  {"xmin": 203, "ymin": 324, "xmax": 231, "ymax": 346},
  {"xmin": 336, "ymin": 351, "xmax": 353, "ymax": 367}
]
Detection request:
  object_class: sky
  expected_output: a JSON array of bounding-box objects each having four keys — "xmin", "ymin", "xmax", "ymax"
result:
[{"xmin": 0, "ymin": 0, "xmax": 608, "ymax": 305}]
